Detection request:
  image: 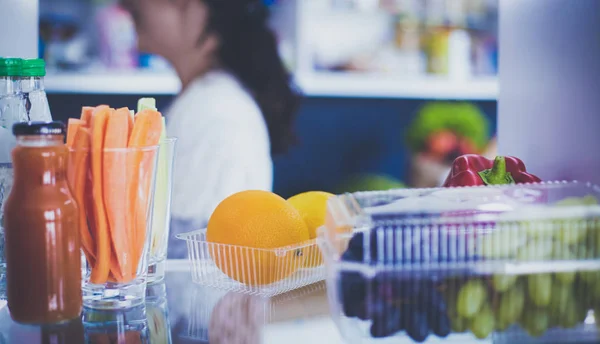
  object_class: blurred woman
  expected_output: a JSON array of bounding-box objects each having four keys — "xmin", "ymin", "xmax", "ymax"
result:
[{"xmin": 121, "ymin": 0, "xmax": 300, "ymax": 257}]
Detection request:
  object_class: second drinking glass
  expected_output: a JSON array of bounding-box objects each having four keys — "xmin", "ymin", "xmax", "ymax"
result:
[{"xmin": 147, "ymin": 137, "xmax": 177, "ymax": 284}]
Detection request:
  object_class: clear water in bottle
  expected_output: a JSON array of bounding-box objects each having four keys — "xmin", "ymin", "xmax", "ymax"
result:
[
  {"xmin": 20, "ymin": 59, "xmax": 52, "ymax": 122},
  {"xmin": 0, "ymin": 57, "xmax": 27, "ymax": 299}
]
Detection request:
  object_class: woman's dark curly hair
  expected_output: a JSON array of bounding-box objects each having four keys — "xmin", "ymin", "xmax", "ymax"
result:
[{"xmin": 203, "ymin": 0, "xmax": 300, "ymax": 155}]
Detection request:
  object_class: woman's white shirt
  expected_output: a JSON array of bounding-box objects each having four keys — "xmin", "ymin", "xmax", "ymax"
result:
[{"xmin": 166, "ymin": 71, "xmax": 273, "ymax": 257}]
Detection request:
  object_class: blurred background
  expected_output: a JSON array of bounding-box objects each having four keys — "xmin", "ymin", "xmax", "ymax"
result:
[{"xmin": 40, "ymin": 0, "xmax": 499, "ymax": 197}]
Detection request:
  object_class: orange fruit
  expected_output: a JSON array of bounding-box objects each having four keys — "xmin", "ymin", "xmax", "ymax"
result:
[
  {"xmin": 287, "ymin": 191, "xmax": 334, "ymax": 267},
  {"xmin": 206, "ymin": 190, "xmax": 310, "ymax": 285}
]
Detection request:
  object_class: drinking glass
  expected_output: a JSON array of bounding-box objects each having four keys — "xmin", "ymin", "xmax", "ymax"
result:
[
  {"xmin": 70, "ymin": 145, "xmax": 159, "ymax": 309},
  {"xmin": 147, "ymin": 137, "xmax": 177, "ymax": 284}
]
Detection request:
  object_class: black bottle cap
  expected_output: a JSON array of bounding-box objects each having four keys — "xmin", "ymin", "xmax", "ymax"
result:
[{"xmin": 12, "ymin": 121, "xmax": 65, "ymax": 136}]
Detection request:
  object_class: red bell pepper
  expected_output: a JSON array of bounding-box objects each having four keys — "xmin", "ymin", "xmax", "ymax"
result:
[{"xmin": 443, "ymin": 155, "xmax": 541, "ymax": 187}]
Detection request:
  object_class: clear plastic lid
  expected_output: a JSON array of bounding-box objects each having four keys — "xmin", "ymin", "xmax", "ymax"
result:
[
  {"xmin": 320, "ymin": 181, "xmax": 600, "ymax": 271},
  {"xmin": 325, "ymin": 181, "xmax": 600, "ymax": 233}
]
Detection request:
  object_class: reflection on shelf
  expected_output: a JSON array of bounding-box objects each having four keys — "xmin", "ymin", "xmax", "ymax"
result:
[{"xmin": 46, "ymin": 70, "xmax": 498, "ymax": 100}]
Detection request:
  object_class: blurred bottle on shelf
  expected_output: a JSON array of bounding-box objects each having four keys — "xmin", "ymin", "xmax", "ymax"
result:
[
  {"xmin": 447, "ymin": 29, "xmax": 472, "ymax": 79},
  {"xmin": 393, "ymin": 15, "xmax": 425, "ymax": 75},
  {"xmin": 424, "ymin": 27, "xmax": 450, "ymax": 75},
  {"xmin": 39, "ymin": 14, "xmax": 88, "ymax": 70},
  {"xmin": 96, "ymin": 3, "xmax": 138, "ymax": 69},
  {"xmin": 20, "ymin": 59, "xmax": 52, "ymax": 122},
  {"xmin": 471, "ymin": 33, "xmax": 498, "ymax": 76}
]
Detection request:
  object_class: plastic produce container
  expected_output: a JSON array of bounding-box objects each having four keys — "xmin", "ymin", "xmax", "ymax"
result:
[
  {"xmin": 318, "ymin": 181, "xmax": 600, "ymax": 343},
  {"xmin": 177, "ymin": 229, "xmax": 325, "ymax": 296}
]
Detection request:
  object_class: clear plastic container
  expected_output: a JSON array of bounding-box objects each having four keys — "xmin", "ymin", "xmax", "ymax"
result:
[
  {"xmin": 177, "ymin": 229, "xmax": 325, "ymax": 297},
  {"xmin": 318, "ymin": 181, "xmax": 600, "ymax": 343}
]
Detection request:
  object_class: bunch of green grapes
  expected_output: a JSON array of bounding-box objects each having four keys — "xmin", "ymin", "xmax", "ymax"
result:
[
  {"xmin": 441, "ymin": 271, "xmax": 590, "ymax": 340},
  {"xmin": 479, "ymin": 195, "xmax": 599, "ymax": 262}
]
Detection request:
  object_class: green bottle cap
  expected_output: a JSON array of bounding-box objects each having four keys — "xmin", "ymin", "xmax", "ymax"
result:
[
  {"xmin": 21, "ymin": 58, "xmax": 46, "ymax": 77},
  {"xmin": 0, "ymin": 58, "xmax": 23, "ymax": 77}
]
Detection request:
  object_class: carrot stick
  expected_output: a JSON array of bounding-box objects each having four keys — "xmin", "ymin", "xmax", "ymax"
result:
[
  {"xmin": 127, "ymin": 110, "xmax": 134, "ymax": 140},
  {"xmin": 127, "ymin": 109, "xmax": 163, "ymax": 275},
  {"xmin": 89, "ymin": 106, "xmax": 112, "ymax": 284},
  {"xmin": 68, "ymin": 127, "xmax": 96, "ymax": 266},
  {"xmin": 66, "ymin": 119, "xmax": 84, "ymax": 147},
  {"xmin": 66, "ymin": 119, "xmax": 85, "ymax": 194},
  {"xmin": 109, "ymin": 253, "xmax": 124, "ymax": 283},
  {"xmin": 80, "ymin": 107, "xmax": 95, "ymax": 127},
  {"xmin": 85, "ymin": 169, "xmax": 97, "ymax": 244},
  {"xmin": 103, "ymin": 108, "xmax": 132, "ymax": 282}
]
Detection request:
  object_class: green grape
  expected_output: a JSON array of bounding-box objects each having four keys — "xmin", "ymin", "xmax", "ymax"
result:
[
  {"xmin": 580, "ymin": 271, "xmax": 600, "ymax": 284},
  {"xmin": 555, "ymin": 195, "xmax": 599, "ymax": 207},
  {"xmin": 521, "ymin": 308, "xmax": 549, "ymax": 337},
  {"xmin": 594, "ymin": 228, "xmax": 600, "ymax": 257},
  {"xmin": 595, "ymin": 308, "xmax": 600, "ymax": 330},
  {"xmin": 549, "ymin": 282, "xmax": 572, "ymax": 314},
  {"xmin": 549, "ymin": 309, "xmax": 561, "ymax": 328},
  {"xmin": 590, "ymin": 280, "xmax": 600, "ymax": 302},
  {"xmin": 562, "ymin": 298, "xmax": 580, "ymax": 328},
  {"xmin": 552, "ymin": 241, "xmax": 568, "ymax": 260},
  {"xmin": 496, "ymin": 317, "xmax": 510, "ymax": 332},
  {"xmin": 470, "ymin": 305, "xmax": 495, "ymax": 339},
  {"xmin": 575, "ymin": 245, "xmax": 589, "ymax": 259},
  {"xmin": 446, "ymin": 290, "xmax": 469, "ymax": 333},
  {"xmin": 586, "ymin": 231, "xmax": 599, "ymax": 257},
  {"xmin": 493, "ymin": 274, "xmax": 518, "ymax": 292},
  {"xmin": 528, "ymin": 274, "xmax": 552, "ymax": 307},
  {"xmin": 555, "ymin": 219, "xmax": 588, "ymax": 245},
  {"xmin": 457, "ymin": 279, "xmax": 487, "ymax": 319},
  {"xmin": 451, "ymin": 316, "xmax": 469, "ymax": 333},
  {"xmin": 554, "ymin": 195, "xmax": 598, "ymax": 246},
  {"xmin": 576, "ymin": 296, "xmax": 589, "ymax": 323},
  {"xmin": 517, "ymin": 240, "xmax": 553, "ymax": 262},
  {"xmin": 522, "ymin": 220, "xmax": 555, "ymax": 240},
  {"xmin": 479, "ymin": 229, "xmax": 526, "ymax": 259},
  {"xmin": 556, "ymin": 272, "xmax": 576, "ymax": 285},
  {"xmin": 497, "ymin": 282, "xmax": 525, "ymax": 325}
]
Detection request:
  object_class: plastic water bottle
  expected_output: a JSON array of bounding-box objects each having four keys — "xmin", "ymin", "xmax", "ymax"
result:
[
  {"xmin": 0, "ymin": 58, "xmax": 26, "ymax": 202},
  {"xmin": 0, "ymin": 57, "xmax": 27, "ymax": 299},
  {"xmin": 20, "ymin": 59, "xmax": 52, "ymax": 122}
]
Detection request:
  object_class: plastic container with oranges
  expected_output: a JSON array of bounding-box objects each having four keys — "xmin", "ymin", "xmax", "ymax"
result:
[{"xmin": 177, "ymin": 229, "xmax": 324, "ymax": 296}]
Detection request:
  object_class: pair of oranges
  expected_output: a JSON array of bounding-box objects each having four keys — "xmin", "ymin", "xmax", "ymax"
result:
[{"xmin": 206, "ymin": 190, "xmax": 334, "ymax": 286}]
